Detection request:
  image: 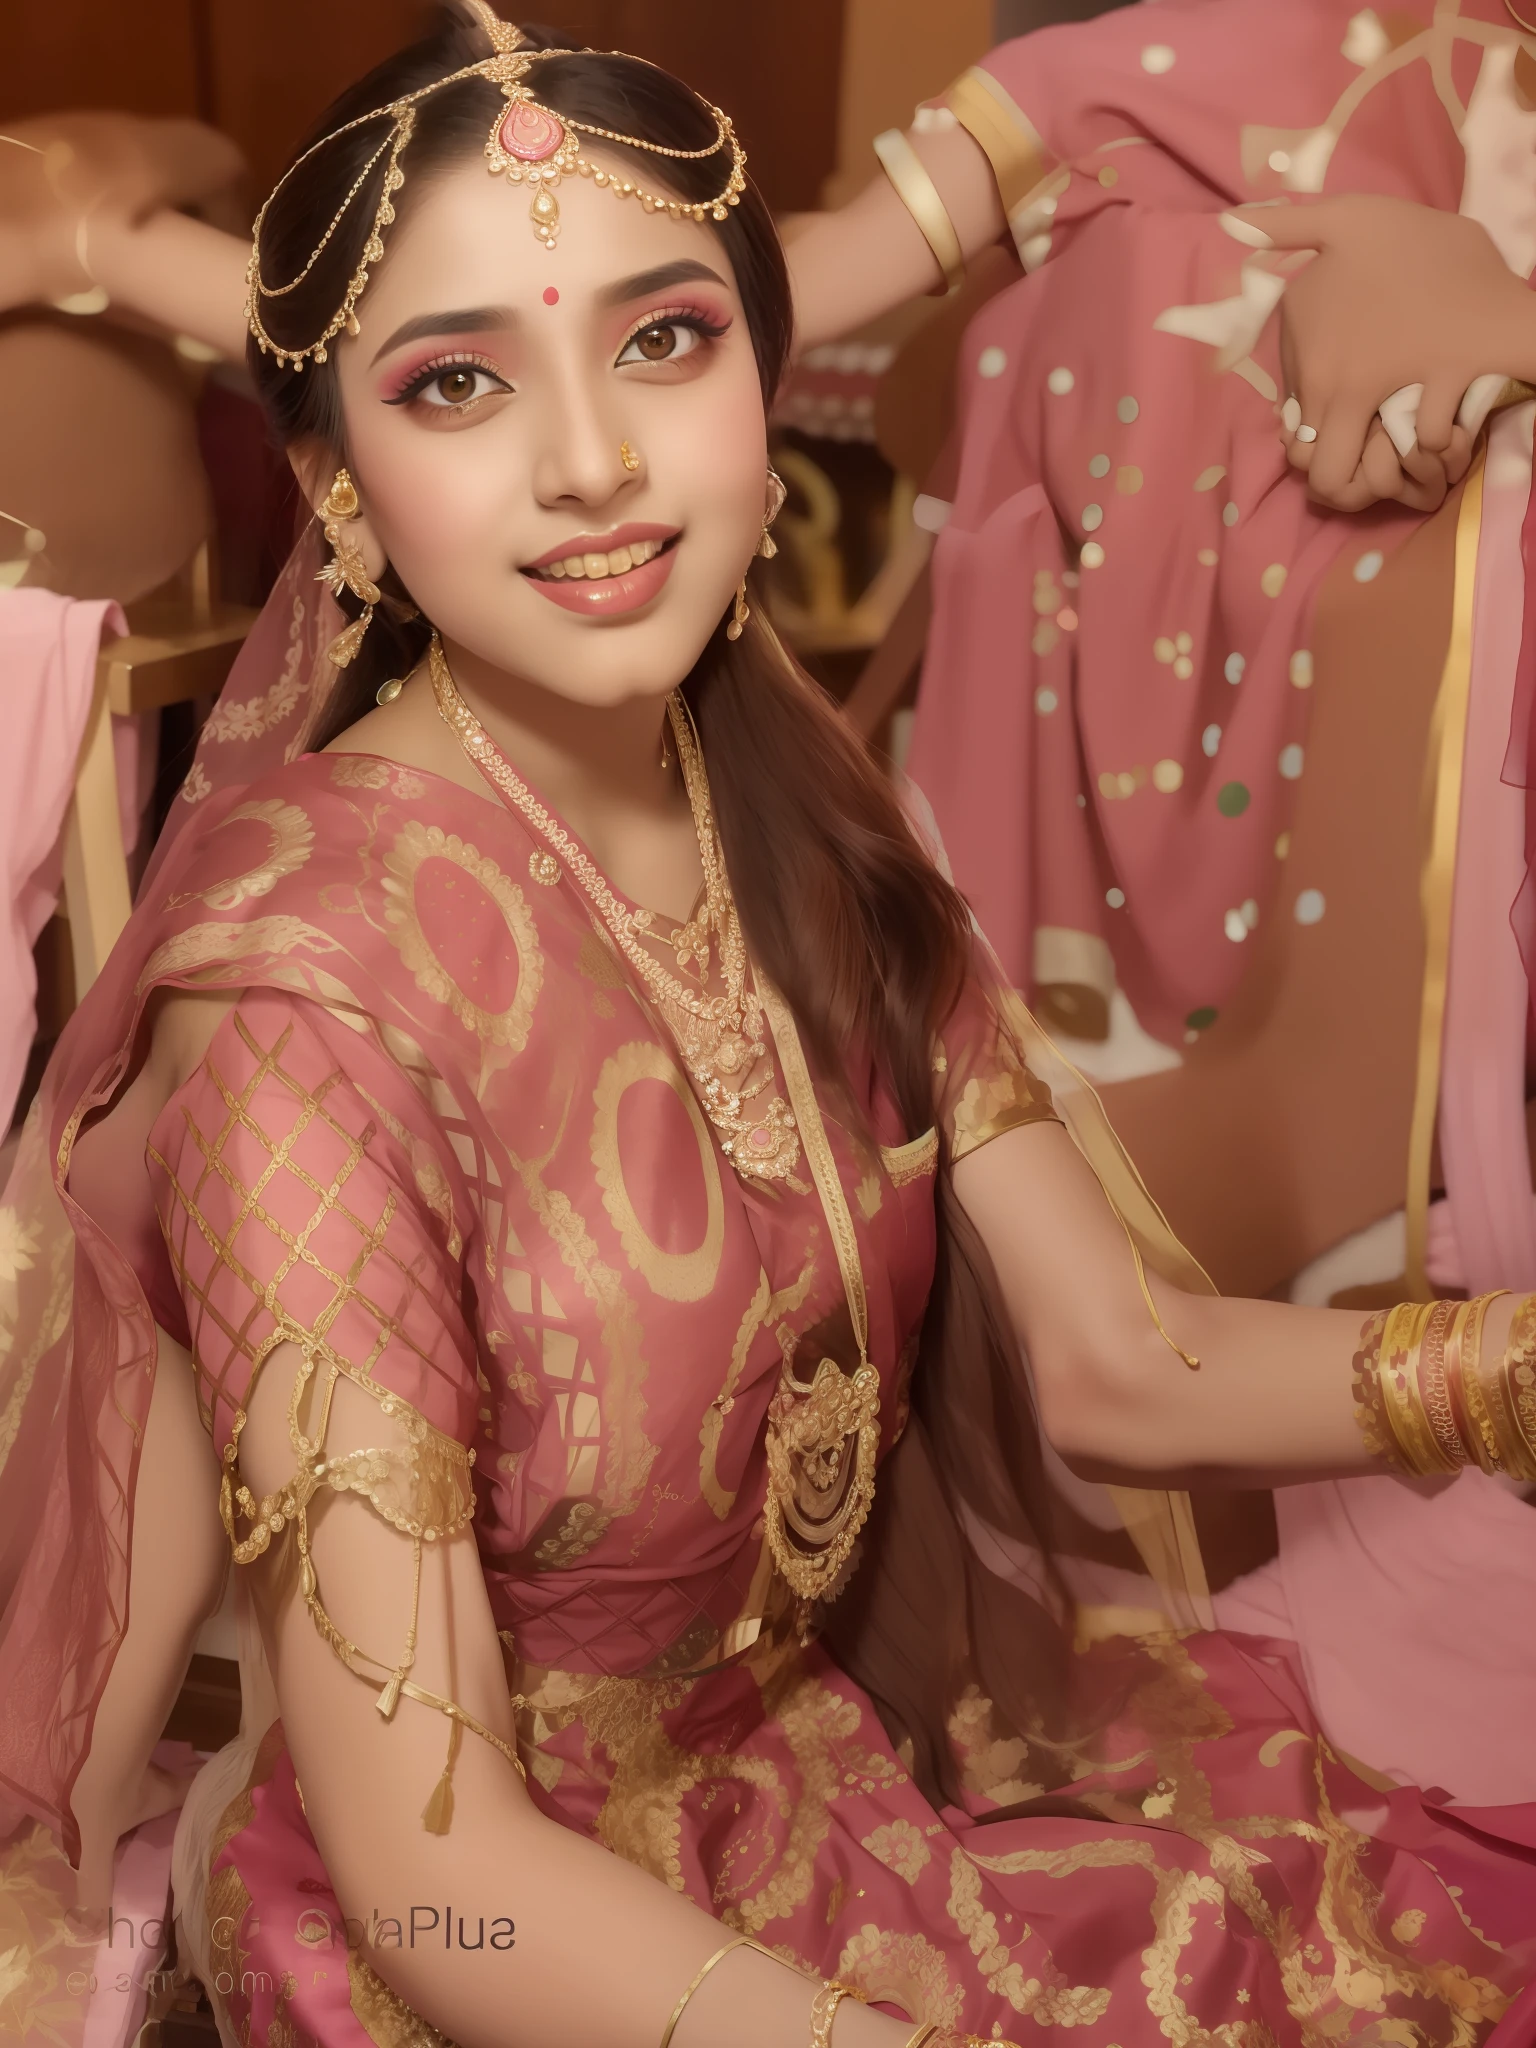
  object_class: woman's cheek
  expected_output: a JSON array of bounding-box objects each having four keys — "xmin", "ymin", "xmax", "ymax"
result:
[{"xmin": 359, "ymin": 421, "xmax": 513, "ymax": 564}]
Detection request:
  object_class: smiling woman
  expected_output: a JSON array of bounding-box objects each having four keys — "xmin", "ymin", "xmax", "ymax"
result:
[{"xmin": 5, "ymin": 5, "xmax": 1536, "ymax": 2048}]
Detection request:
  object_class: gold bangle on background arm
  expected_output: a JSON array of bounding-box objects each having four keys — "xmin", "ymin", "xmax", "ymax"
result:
[
  {"xmin": 872, "ymin": 127, "xmax": 966, "ymax": 293},
  {"xmin": 944, "ymin": 66, "xmax": 1051, "ymax": 217}
]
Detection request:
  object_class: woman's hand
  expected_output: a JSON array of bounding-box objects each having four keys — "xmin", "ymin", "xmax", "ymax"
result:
[{"xmin": 1236, "ymin": 194, "xmax": 1536, "ymax": 511}]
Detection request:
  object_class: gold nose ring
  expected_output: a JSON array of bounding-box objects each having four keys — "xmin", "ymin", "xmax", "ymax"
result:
[{"xmin": 620, "ymin": 440, "xmax": 641, "ymax": 472}]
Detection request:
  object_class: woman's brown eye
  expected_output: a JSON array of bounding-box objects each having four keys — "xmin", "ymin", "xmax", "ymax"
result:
[
  {"xmin": 436, "ymin": 369, "xmax": 477, "ymax": 403},
  {"xmin": 635, "ymin": 325, "xmax": 677, "ymax": 361}
]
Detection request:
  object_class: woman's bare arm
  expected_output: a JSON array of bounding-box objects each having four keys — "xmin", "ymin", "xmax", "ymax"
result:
[
  {"xmin": 238, "ymin": 1351, "xmax": 915, "ymax": 2048},
  {"xmin": 786, "ymin": 123, "xmax": 1006, "ymax": 352},
  {"xmin": 954, "ymin": 1119, "xmax": 1511, "ymax": 1489}
]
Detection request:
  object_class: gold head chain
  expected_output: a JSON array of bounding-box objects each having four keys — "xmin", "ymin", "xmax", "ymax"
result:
[{"xmin": 246, "ymin": 2, "xmax": 747, "ymax": 370}]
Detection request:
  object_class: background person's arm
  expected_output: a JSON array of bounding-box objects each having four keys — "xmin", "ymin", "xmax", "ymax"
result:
[{"xmin": 786, "ymin": 121, "xmax": 1007, "ymax": 352}]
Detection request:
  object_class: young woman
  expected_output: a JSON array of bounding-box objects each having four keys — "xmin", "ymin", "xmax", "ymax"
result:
[{"xmin": 2, "ymin": 8, "xmax": 1536, "ymax": 2046}]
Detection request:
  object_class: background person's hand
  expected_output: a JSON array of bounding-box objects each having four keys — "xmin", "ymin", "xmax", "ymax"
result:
[
  {"xmin": 0, "ymin": 113, "xmax": 244, "ymax": 315},
  {"xmin": 1236, "ymin": 193, "xmax": 1534, "ymax": 510}
]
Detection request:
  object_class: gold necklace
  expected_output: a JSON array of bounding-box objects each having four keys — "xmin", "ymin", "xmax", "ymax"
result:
[{"xmin": 428, "ymin": 637, "xmax": 802, "ymax": 1183}]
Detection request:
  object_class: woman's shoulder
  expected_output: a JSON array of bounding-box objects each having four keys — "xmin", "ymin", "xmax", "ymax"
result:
[{"xmin": 158, "ymin": 746, "xmax": 531, "ymax": 898}]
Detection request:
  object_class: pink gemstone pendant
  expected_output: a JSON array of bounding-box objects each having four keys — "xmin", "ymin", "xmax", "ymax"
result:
[{"xmin": 498, "ymin": 100, "xmax": 565, "ymax": 162}]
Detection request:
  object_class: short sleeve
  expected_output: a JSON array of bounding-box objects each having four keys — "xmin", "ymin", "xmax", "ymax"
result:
[
  {"xmin": 147, "ymin": 989, "xmax": 479, "ymax": 1553},
  {"xmin": 936, "ymin": 941, "xmax": 1062, "ymax": 1165}
]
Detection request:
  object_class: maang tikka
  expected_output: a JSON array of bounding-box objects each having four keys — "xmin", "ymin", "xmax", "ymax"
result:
[
  {"xmin": 316, "ymin": 467, "xmax": 382, "ymax": 669},
  {"xmin": 726, "ymin": 467, "xmax": 787, "ymax": 643},
  {"xmin": 245, "ymin": 7, "xmax": 748, "ymax": 371}
]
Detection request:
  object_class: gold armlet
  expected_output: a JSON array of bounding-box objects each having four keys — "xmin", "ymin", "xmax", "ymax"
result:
[
  {"xmin": 873, "ymin": 127, "xmax": 966, "ymax": 294},
  {"xmin": 1356, "ymin": 1292, "xmax": 1536, "ymax": 1480},
  {"xmin": 232, "ymin": 1339, "xmax": 525, "ymax": 1830}
]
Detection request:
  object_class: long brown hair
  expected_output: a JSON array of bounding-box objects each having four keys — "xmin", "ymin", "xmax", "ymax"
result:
[{"xmin": 248, "ymin": 7, "xmax": 1075, "ymax": 1808}]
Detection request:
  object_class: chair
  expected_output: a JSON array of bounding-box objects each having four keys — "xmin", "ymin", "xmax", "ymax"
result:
[{"xmin": 58, "ymin": 542, "xmax": 257, "ymax": 998}]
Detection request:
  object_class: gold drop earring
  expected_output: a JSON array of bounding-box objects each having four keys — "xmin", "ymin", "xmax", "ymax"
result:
[
  {"xmin": 316, "ymin": 467, "xmax": 383, "ymax": 670},
  {"xmin": 726, "ymin": 466, "xmax": 787, "ymax": 643}
]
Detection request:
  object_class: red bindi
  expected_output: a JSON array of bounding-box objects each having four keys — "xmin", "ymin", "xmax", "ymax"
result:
[{"xmin": 542, "ymin": 286, "xmax": 560, "ymax": 306}]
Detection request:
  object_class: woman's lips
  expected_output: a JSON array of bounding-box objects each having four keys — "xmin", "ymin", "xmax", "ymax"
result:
[{"xmin": 524, "ymin": 537, "xmax": 678, "ymax": 618}]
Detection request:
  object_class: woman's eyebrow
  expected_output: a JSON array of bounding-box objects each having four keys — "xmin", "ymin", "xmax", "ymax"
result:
[
  {"xmin": 370, "ymin": 306, "xmax": 512, "ymax": 365},
  {"xmin": 599, "ymin": 259, "xmax": 729, "ymax": 308}
]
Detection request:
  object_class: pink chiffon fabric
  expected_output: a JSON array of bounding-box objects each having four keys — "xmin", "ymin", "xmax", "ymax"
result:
[
  {"xmin": 906, "ymin": 0, "xmax": 1475, "ymax": 1041},
  {"xmin": 906, "ymin": 0, "xmax": 1536, "ymax": 1820},
  {"xmin": 0, "ymin": 588, "xmax": 127, "ymax": 1133}
]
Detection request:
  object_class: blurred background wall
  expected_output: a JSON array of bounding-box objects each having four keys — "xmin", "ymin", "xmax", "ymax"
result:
[{"xmin": 6, "ymin": 0, "xmax": 1132, "ymax": 220}]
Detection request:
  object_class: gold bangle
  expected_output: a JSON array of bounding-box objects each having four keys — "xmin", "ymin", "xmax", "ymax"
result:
[
  {"xmin": 659, "ymin": 1938, "xmax": 748, "ymax": 2048},
  {"xmin": 873, "ymin": 127, "xmax": 965, "ymax": 293},
  {"xmin": 1489, "ymin": 1292, "xmax": 1536, "ymax": 1480},
  {"xmin": 1420, "ymin": 1297, "xmax": 1469, "ymax": 1470},
  {"xmin": 660, "ymin": 1936, "xmax": 802, "ymax": 2048},
  {"xmin": 902, "ymin": 2029, "xmax": 942, "ymax": 2048},
  {"xmin": 944, "ymin": 66, "xmax": 1051, "ymax": 217},
  {"xmin": 1450, "ymin": 1290, "xmax": 1507, "ymax": 1474},
  {"xmin": 810, "ymin": 1981, "xmax": 866, "ymax": 2048},
  {"xmin": 1377, "ymin": 1300, "xmax": 1461, "ymax": 1475}
]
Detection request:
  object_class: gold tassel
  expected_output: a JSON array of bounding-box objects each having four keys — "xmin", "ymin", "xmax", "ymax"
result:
[
  {"xmin": 421, "ymin": 1718, "xmax": 463, "ymax": 1834},
  {"xmin": 376, "ymin": 1669, "xmax": 404, "ymax": 1719},
  {"xmin": 326, "ymin": 606, "xmax": 373, "ymax": 668}
]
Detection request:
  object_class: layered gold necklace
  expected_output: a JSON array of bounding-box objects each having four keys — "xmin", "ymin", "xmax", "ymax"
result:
[{"xmin": 428, "ymin": 636, "xmax": 802, "ymax": 1184}]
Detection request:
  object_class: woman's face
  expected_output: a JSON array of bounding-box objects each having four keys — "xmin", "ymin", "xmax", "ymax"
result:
[{"xmin": 327, "ymin": 149, "xmax": 770, "ymax": 709}]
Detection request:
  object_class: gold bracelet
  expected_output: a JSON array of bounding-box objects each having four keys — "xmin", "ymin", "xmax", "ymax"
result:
[
  {"xmin": 810, "ymin": 1981, "xmax": 866, "ymax": 2048},
  {"xmin": 1489, "ymin": 1292, "xmax": 1536, "ymax": 1480},
  {"xmin": 659, "ymin": 1936, "xmax": 800, "ymax": 2048},
  {"xmin": 1449, "ymin": 1290, "xmax": 1507, "ymax": 1474},
  {"xmin": 1419, "ymin": 1297, "xmax": 1467, "ymax": 1471},
  {"xmin": 873, "ymin": 127, "xmax": 965, "ymax": 293},
  {"xmin": 902, "ymin": 2029, "xmax": 942, "ymax": 2048},
  {"xmin": 1377, "ymin": 1301, "xmax": 1461, "ymax": 1475},
  {"xmin": 1358, "ymin": 1292, "xmax": 1536, "ymax": 1480},
  {"xmin": 944, "ymin": 67, "xmax": 1051, "ymax": 217}
]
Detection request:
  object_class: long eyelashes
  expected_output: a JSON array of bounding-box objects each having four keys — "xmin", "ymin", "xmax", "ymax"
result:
[
  {"xmin": 384, "ymin": 351, "xmax": 512, "ymax": 411},
  {"xmin": 614, "ymin": 304, "xmax": 732, "ymax": 363}
]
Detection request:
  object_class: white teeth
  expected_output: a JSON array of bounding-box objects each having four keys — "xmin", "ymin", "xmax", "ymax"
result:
[{"xmin": 538, "ymin": 538, "xmax": 662, "ymax": 581}]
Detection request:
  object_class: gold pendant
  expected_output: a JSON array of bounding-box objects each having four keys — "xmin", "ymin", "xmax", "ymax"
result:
[{"xmin": 763, "ymin": 1356, "xmax": 881, "ymax": 1602}]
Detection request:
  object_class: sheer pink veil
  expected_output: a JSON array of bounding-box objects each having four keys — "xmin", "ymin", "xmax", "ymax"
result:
[
  {"xmin": 143, "ymin": 520, "xmax": 346, "ymax": 883},
  {"xmin": 0, "ymin": 521, "xmax": 346, "ymax": 1856}
]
